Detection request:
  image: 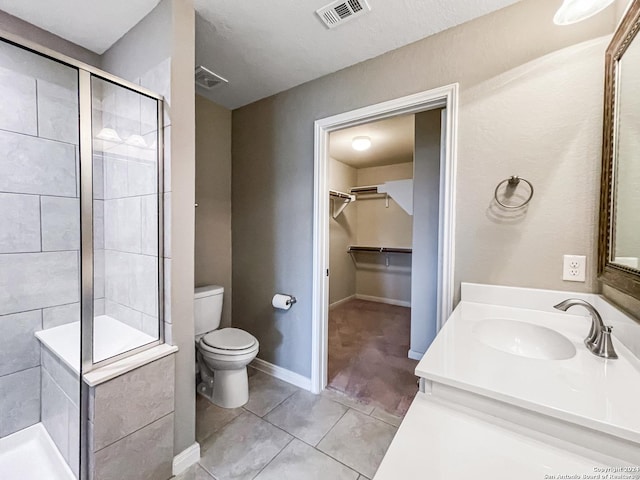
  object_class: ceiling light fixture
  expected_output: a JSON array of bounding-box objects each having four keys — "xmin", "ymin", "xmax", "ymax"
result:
[
  {"xmin": 553, "ymin": 0, "xmax": 615, "ymax": 25},
  {"xmin": 352, "ymin": 136, "xmax": 371, "ymax": 151}
]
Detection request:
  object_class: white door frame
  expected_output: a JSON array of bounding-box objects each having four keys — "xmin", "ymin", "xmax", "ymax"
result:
[{"xmin": 311, "ymin": 84, "xmax": 459, "ymax": 394}]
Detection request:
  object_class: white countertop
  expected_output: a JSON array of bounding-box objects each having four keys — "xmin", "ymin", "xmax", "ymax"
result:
[
  {"xmin": 416, "ymin": 300, "xmax": 640, "ymax": 444},
  {"xmin": 374, "ymin": 393, "xmax": 607, "ymax": 480}
]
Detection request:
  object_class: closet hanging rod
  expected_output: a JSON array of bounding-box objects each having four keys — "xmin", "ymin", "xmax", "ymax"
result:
[
  {"xmin": 350, "ymin": 185, "xmax": 380, "ymax": 194},
  {"xmin": 329, "ymin": 189, "xmax": 355, "ymax": 200},
  {"xmin": 348, "ymin": 246, "xmax": 413, "ymax": 254}
]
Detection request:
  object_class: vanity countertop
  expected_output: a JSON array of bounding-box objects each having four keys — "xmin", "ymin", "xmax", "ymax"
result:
[{"xmin": 416, "ymin": 300, "xmax": 640, "ymax": 444}]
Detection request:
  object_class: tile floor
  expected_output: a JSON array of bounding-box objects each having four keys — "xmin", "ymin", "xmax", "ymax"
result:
[{"xmin": 175, "ymin": 368, "xmax": 402, "ymax": 480}]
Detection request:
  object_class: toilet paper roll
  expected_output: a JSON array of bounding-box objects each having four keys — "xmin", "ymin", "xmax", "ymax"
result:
[{"xmin": 272, "ymin": 294, "xmax": 293, "ymax": 310}]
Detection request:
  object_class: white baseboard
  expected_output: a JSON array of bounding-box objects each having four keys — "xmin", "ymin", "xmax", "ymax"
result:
[
  {"xmin": 329, "ymin": 295, "xmax": 356, "ymax": 309},
  {"xmin": 251, "ymin": 358, "xmax": 312, "ymax": 391},
  {"xmin": 172, "ymin": 442, "xmax": 200, "ymax": 476},
  {"xmin": 355, "ymin": 294, "xmax": 411, "ymax": 308},
  {"xmin": 408, "ymin": 349, "xmax": 425, "ymax": 361}
]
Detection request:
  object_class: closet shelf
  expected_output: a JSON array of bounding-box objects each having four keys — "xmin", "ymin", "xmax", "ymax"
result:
[
  {"xmin": 329, "ymin": 189, "xmax": 355, "ymax": 218},
  {"xmin": 347, "ymin": 246, "xmax": 412, "ymax": 254}
]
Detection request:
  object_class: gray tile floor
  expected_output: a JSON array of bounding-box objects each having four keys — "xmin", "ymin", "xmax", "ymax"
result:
[{"xmin": 175, "ymin": 368, "xmax": 401, "ymax": 480}]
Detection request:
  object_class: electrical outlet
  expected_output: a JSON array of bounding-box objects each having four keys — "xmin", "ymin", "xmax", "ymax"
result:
[{"xmin": 563, "ymin": 255, "xmax": 586, "ymax": 282}]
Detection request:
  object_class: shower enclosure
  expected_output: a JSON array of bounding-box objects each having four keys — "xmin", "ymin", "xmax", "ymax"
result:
[{"xmin": 0, "ymin": 34, "xmax": 164, "ymax": 479}]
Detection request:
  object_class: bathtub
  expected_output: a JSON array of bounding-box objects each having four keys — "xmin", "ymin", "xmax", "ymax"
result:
[{"xmin": 35, "ymin": 315, "xmax": 157, "ymax": 373}]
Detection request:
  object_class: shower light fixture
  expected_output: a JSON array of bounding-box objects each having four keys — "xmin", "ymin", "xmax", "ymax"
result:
[
  {"xmin": 96, "ymin": 127, "xmax": 122, "ymax": 143},
  {"xmin": 554, "ymin": 0, "xmax": 615, "ymax": 25},
  {"xmin": 352, "ymin": 136, "xmax": 372, "ymax": 151}
]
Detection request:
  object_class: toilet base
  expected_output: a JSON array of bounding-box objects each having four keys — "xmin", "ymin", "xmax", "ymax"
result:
[{"xmin": 198, "ymin": 366, "xmax": 249, "ymax": 409}]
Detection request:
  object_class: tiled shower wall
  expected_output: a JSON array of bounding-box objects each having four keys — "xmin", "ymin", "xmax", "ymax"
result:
[{"xmin": 0, "ymin": 42, "xmax": 80, "ymax": 440}]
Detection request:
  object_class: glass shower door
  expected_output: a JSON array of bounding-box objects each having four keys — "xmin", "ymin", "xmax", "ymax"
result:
[{"xmin": 90, "ymin": 77, "xmax": 163, "ymax": 365}]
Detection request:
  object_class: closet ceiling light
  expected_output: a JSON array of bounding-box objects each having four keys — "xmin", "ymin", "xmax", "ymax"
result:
[
  {"xmin": 96, "ymin": 127, "xmax": 122, "ymax": 142},
  {"xmin": 352, "ymin": 136, "xmax": 372, "ymax": 151},
  {"xmin": 553, "ymin": 0, "xmax": 615, "ymax": 25}
]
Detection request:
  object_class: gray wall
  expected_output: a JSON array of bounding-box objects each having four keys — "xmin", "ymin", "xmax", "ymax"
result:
[
  {"xmin": 101, "ymin": 0, "xmax": 196, "ymax": 456},
  {"xmin": 0, "ymin": 40, "xmax": 80, "ymax": 451},
  {"xmin": 355, "ymin": 162, "xmax": 413, "ymax": 304},
  {"xmin": 195, "ymin": 95, "xmax": 233, "ymax": 328},
  {"xmin": 232, "ymin": 0, "xmax": 617, "ymax": 378},
  {"xmin": 328, "ymin": 157, "xmax": 357, "ymax": 305},
  {"xmin": 410, "ymin": 109, "xmax": 442, "ymax": 357}
]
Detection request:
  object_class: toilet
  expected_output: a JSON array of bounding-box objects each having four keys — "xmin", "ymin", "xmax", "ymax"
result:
[{"xmin": 194, "ymin": 285, "xmax": 259, "ymax": 408}]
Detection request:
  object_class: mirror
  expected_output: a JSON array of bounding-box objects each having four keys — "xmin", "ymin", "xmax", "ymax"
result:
[{"xmin": 599, "ymin": 0, "xmax": 640, "ymax": 297}]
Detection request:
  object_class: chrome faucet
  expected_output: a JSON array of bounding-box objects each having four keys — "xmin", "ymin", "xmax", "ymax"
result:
[{"xmin": 553, "ymin": 299, "xmax": 617, "ymax": 359}]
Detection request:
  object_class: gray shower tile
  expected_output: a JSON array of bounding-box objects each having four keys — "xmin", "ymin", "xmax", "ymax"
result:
[
  {"xmin": 0, "ymin": 130, "xmax": 76, "ymax": 196},
  {"xmin": 254, "ymin": 439, "xmax": 359, "ymax": 480},
  {"xmin": 317, "ymin": 409, "xmax": 396, "ymax": 479},
  {"xmin": 141, "ymin": 194, "xmax": 158, "ymax": 256},
  {"xmin": 0, "ymin": 310, "xmax": 41, "ymax": 376},
  {"xmin": 244, "ymin": 370, "xmax": 300, "ymax": 417},
  {"xmin": 41, "ymin": 196, "xmax": 80, "ymax": 251},
  {"xmin": 37, "ymin": 79, "xmax": 79, "ymax": 145},
  {"xmin": 94, "ymin": 299, "xmax": 105, "ymax": 316},
  {"xmin": 41, "ymin": 368, "xmax": 70, "ymax": 458},
  {"xmin": 164, "ymin": 258, "xmax": 171, "ymax": 322},
  {"xmin": 0, "ymin": 193, "xmax": 40, "ymax": 253},
  {"xmin": 43, "ymin": 302, "xmax": 80, "ymax": 329},
  {"xmin": 140, "ymin": 58, "xmax": 171, "ymax": 128},
  {"xmin": 142, "ymin": 314, "xmax": 159, "ymax": 338},
  {"xmin": 41, "ymin": 347, "xmax": 79, "ymax": 406},
  {"xmin": 94, "ymin": 200, "xmax": 104, "ymax": 250},
  {"xmin": 163, "ymin": 126, "xmax": 171, "ymax": 192},
  {"xmin": 92, "ymin": 413, "xmax": 173, "ymax": 480},
  {"xmin": 103, "ymin": 157, "xmax": 129, "ymax": 199},
  {"xmin": 94, "ymin": 249, "xmax": 105, "ymax": 300},
  {"xmin": 105, "ymin": 299, "xmax": 143, "ymax": 331},
  {"xmin": 0, "ymin": 366, "xmax": 40, "ymax": 437},
  {"xmin": 265, "ymin": 390, "xmax": 348, "ymax": 446},
  {"xmin": 199, "ymin": 411, "xmax": 292, "ymax": 480},
  {"xmin": 128, "ymin": 160, "xmax": 157, "ymax": 197},
  {"xmin": 68, "ymin": 401, "xmax": 80, "ymax": 477},
  {"xmin": 104, "ymin": 197, "xmax": 141, "ymax": 253},
  {"xmin": 91, "ymin": 355, "xmax": 174, "ymax": 450},
  {"xmin": 0, "ymin": 251, "xmax": 79, "ymax": 315},
  {"xmin": 164, "ymin": 191, "xmax": 171, "ymax": 258},
  {"xmin": 93, "ymin": 154, "xmax": 105, "ymax": 200},
  {"xmin": 0, "ymin": 66, "xmax": 37, "ymax": 136},
  {"xmin": 104, "ymin": 250, "xmax": 158, "ymax": 317}
]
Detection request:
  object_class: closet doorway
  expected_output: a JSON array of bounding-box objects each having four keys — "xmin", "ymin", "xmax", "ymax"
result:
[{"xmin": 311, "ymin": 86, "xmax": 459, "ymax": 408}]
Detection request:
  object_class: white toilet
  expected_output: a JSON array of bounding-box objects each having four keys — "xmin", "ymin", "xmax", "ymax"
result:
[{"xmin": 194, "ymin": 285, "xmax": 259, "ymax": 408}]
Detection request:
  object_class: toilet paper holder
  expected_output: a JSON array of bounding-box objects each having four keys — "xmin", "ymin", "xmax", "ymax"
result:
[{"xmin": 285, "ymin": 295, "xmax": 297, "ymax": 306}]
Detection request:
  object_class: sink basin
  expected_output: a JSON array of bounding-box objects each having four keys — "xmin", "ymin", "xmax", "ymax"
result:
[{"xmin": 472, "ymin": 319, "xmax": 576, "ymax": 360}]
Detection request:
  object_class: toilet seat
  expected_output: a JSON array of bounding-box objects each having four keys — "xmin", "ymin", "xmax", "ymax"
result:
[{"xmin": 201, "ymin": 328, "xmax": 257, "ymax": 355}]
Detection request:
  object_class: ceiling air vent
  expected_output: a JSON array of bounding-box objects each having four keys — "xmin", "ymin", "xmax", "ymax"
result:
[
  {"xmin": 195, "ymin": 66, "xmax": 228, "ymax": 90},
  {"xmin": 316, "ymin": 0, "xmax": 372, "ymax": 29}
]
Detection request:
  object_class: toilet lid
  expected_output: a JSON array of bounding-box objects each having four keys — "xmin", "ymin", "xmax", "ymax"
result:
[{"xmin": 202, "ymin": 328, "xmax": 257, "ymax": 351}]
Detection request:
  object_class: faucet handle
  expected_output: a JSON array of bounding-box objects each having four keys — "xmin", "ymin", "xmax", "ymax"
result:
[{"xmin": 590, "ymin": 326, "xmax": 618, "ymax": 360}]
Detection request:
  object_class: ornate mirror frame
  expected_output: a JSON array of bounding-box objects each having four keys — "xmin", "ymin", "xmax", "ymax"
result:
[{"xmin": 599, "ymin": 0, "xmax": 640, "ymax": 298}]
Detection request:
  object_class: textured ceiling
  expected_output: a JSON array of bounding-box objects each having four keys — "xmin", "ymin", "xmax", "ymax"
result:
[
  {"xmin": 0, "ymin": 0, "xmax": 161, "ymax": 54},
  {"xmin": 330, "ymin": 114, "xmax": 415, "ymax": 169},
  {"xmin": 195, "ymin": 0, "xmax": 522, "ymax": 109}
]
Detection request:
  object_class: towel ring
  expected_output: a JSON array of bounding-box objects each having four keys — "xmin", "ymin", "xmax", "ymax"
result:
[{"xmin": 494, "ymin": 176, "xmax": 534, "ymax": 209}]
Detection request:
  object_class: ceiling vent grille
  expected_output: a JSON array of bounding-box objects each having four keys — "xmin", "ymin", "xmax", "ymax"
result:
[
  {"xmin": 316, "ymin": 0, "xmax": 371, "ymax": 29},
  {"xmin": 195, "ymin": 66, "xmax": 228, "ymax": 90}
]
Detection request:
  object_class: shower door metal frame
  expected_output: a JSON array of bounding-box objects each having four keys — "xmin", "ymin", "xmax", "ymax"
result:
[{"xmin": 0, "ymin": 31, "xmax": 166, "ymax": 370}]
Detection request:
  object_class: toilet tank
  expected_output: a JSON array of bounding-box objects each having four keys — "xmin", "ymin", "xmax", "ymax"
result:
[{"xmin": 194, "ymin": 285, "xmax": 224, "ymax": 336}]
